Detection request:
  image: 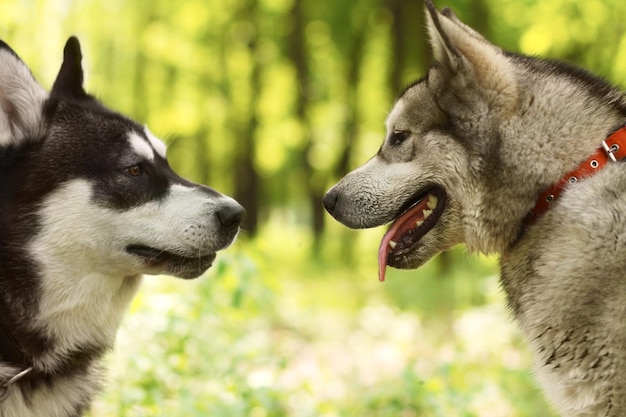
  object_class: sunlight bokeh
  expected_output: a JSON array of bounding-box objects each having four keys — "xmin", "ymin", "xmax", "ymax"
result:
[{"xmin": 2, "ymin": 0, "xmax": 625, "ymax": 415}]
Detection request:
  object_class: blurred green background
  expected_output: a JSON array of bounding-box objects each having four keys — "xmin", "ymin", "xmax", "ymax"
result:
[{"xmin": 3, "ymin": 0, "xmax": 626, "ymax": 415}]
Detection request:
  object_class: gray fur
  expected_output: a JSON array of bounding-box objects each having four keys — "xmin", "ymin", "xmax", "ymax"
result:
[{"xmin": 324, "ymin": 1, "xmax": 626, "ymax": 415}]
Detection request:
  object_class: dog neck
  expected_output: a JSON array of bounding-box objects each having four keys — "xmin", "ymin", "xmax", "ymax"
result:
[{"xmin": 525, "ymin": 125, "xmax": 626, "ymax": 226}]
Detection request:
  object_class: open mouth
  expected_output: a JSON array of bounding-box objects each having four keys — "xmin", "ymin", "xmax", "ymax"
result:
[
  {"xmin": 378, "ymin": 187, "xmax": 446, "ymax": 282},
  {"xmin": 126, "ymin": 244, "xmax": 216, "ymax": 277}
]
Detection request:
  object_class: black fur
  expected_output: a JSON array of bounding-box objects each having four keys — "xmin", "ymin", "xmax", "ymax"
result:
[{"xmin": 0, "ymin": 37, "xmax": 244, "ymax": 416}]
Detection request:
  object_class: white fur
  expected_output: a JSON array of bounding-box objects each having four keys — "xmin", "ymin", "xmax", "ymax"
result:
[
  {"xmin": 144, "ymin": 127, "xmax": 167, "ymax": 158},
  {"xmin": 29, "ymin": 181, "xmax": 142, "ymax": 368},
  {"xmin": 128, "ymin": 132, "xmax": 155, "ymax": 161},
  {"xmin": 0, "ymin": 48, "xmax": 47, "ymax": 147},
  {"xmin": 29, "ymin": 180, "xmax": 237, "ymax": 368}
]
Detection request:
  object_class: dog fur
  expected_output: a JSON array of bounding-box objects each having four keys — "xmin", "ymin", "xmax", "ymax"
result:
[
  {"xmin": 0, "ymin": 38, "xmax": 244, "ymax": 416},
  {"xmin": 324, "ymin": 1, "xmax": 626, "ymax": 415}
]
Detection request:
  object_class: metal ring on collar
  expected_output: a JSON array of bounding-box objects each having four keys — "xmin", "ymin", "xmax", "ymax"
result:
[
  {"xmin": 0, "ymin": 367, "xmax": 33, "ymax": 401},
  {"xmin": 4, "ymin": 367, "xmax": 33, "ymax": 386}
]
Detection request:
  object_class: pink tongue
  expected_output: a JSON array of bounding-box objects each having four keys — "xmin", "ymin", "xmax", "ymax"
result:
[{"xmin": 377, "ymin": 196, "xmax": 430, "ymax": 282}]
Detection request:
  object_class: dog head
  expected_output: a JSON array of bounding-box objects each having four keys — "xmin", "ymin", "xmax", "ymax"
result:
[
  {"xmin": 324, "ymin": 1, "xmax": 537, "ymax": 280},
  {"xmin": 0, "ymin": 37, "xmax": 245, "ymax": 279}
]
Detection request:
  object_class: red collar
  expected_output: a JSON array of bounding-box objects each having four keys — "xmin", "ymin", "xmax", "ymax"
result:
[{"xmin": 525, "ymin": 125, "xmax": 626, "ymax": 226}]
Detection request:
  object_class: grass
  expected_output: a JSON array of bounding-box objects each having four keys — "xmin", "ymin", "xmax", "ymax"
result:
[{"xmin": 88, "ymin": 223, "xmax": 557, "ymax": 417}]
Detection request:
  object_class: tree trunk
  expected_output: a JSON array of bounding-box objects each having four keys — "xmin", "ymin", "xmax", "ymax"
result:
[
  {"xmin": 233, "ymin": 0, "xmax": 261, "ymax": 236},
  {"xmin": 288, "ymin": 0, "xmax": 327, "ymax": 253}
]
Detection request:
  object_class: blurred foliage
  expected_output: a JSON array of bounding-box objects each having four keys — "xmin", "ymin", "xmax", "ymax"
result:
[
  {"xmin": 89, "ymin": 230, "xmax": 553, "ymax": 417},
  {"xmin": 2, "ymin": 0, "xmax": 625, "ymax": 415},
  {"xmin": 6, "ymin": 0, "xmax": 626, "ymax": 236}
]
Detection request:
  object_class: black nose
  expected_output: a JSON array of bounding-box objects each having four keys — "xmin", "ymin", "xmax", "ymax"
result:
[
  {"xmin": 322, "ymin": 188, "xmax": 338, "ymax": 215},
  {"xmin": 217, "ymin": 200, "xmax": 246, "ymax": 228}
]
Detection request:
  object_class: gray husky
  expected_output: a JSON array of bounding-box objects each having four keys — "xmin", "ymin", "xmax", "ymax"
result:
[
  {"xmin": 0, "ymin": 38, "xmax": 244, "ymax": 416},
  {"xmin": 324, "ymin": 1, "xmax": 626, "ymax": 415}
]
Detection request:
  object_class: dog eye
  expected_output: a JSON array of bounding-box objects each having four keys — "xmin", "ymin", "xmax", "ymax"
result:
[
  {"xmin": 390, "ymin": 130, "xmax": 410, "ymax": 146},
  {"xmin": 125, "ymin": 165, "xmax": 143, "ymax": 177}
]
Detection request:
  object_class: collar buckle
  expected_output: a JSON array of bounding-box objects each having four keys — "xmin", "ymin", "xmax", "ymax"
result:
[{"xmin": 602, "ymin": 139, "xmax": 619, "ymax": 162}]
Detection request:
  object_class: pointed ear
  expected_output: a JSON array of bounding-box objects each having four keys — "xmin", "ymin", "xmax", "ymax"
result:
[
  {"xmin": 424, "ymin": 0, "xmax": 517, "ymax": 112},
  {"xmin": 51, "ymin": 36, "xmax": 88, "ymax": 99},
  {"xmin": 0, "ymin": 41, "xmax": 48, "ymax": 147}
]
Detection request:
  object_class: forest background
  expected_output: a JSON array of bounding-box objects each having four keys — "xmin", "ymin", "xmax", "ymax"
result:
[{"xmin": 2, "ymin": 0, "xmax": 626, "ymax": 416}]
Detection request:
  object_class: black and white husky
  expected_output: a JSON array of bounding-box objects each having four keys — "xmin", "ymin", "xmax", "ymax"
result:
[{"xmin": 0, "ymin": 38, "xmax": 244, "ymax": 416}]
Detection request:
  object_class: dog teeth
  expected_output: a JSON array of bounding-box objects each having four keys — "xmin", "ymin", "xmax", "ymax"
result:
[
  {"xmin": 427, "ymin": 194, "xmax": 438, "ymax": 210},
  {"xmin": 422, "ymin": 209, "xmax": 433, "ymax": 219},
  {"xmin": 388, "ymin": 241, "xmax": 397, "ymax": 249},
  {"xmin": 416, "ymin": 220, "xmax": 424, "ymax": 227}
]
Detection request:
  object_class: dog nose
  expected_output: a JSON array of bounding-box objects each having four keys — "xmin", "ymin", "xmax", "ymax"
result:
[
  {"xmin": 216, "ymin": 200, "xmax": 246, "ymax": 228},
  {"xmin": 322, "ymin": 188, "xmax": 338, "ymax": 214}
]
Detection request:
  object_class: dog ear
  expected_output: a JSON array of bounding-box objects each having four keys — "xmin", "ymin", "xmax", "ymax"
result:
[
  {"xmin": 51, "ymin": 37, "xmax": 88, "ymax": 100},
  {"xmin": 424, "ymin": 0, "xmax": 517, "ymax": 113},
  {"xmin": 0, "ymin": 41, "xmax": 48, "ymax": 147}
]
